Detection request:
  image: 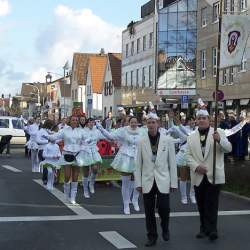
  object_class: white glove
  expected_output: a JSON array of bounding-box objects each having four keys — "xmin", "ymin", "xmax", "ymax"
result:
[
  {"xmin": 85, "ymin": 138, "xmax": 92, "ymax": 144},
  {"xmin": 95, "ymin": 122, "xmax": 102, "ymax": 129}
]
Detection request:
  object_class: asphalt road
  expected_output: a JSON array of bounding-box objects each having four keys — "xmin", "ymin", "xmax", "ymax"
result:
[{"xmin": 0, "ymin": 149, "xmax": 250, "ymax": 250}]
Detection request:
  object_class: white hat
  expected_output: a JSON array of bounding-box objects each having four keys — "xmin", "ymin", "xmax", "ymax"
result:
[
  {"xmin": 146, "ymin": 112, "xmax": 159, "ymax": 120},
  {"xmin": 196, "ymin": 109, "xmax": 209, "ymax": 117}
]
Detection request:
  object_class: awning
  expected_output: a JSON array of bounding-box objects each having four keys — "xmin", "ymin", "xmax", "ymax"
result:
[
  {"xmin": 226, "ymin": 100, "xmax": 233, "ymax": 106},
  {"xmin": 240, "ymin": 99, "xmax": 249, "ymax": 105}
]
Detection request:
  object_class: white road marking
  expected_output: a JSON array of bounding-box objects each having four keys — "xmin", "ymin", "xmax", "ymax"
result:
[
  {"xmin": 1, "ymin": 165, "xmax": 22, "ymax": 173},
  {"xmin": 0, "ymin": 210, "xmax": 250, "ymax": 223},
  {"xmin": 33, "ymin": 179, "xmax": 93, "ymax": 217},
  {"xmin": 99, "ymin": 231, "xmax": 137, "ymax": 249}
]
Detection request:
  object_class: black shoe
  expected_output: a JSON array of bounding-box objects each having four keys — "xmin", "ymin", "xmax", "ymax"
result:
[
  {"xmin": 145, "ymin": 239, "xmax": 157, "ymax": 247},
  {"xmin": 162, "ymin": 231, "xmax": 170, "ymax": 241},
  {"xmin": 209, "ymin": 232, "xmax": 218, "ymax": 241},
  {"xmin": 196, "ymin": 231, "xmax": 208, "ymax": 239}
]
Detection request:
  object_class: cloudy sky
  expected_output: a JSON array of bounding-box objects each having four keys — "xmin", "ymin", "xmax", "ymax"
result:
[{"xmin": 0, "ymin": 0, "xmax": 147, "ymax": 96}]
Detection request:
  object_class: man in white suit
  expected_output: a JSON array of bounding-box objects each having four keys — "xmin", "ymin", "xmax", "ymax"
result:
[
  {"xmin": 135, "ymin": 113, "xmax": 178, "ymax": 247},
  {"xmin": 186, "ymin": 109, "xmax": 232, "ymax": 241}
]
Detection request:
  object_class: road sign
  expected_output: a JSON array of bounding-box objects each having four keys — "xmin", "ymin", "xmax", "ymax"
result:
[
  {"xmin": 181, "ymin": 95, "xmax": 189, "ymax": 109},
  {"xmin": 213, "ymin": 90, "xmax": 224, "ymax": 101}
]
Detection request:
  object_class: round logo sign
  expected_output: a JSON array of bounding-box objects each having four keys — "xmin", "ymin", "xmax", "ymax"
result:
[{"xmin": 213, "ymin": 90, "xmax": 224, "ymax": 101}]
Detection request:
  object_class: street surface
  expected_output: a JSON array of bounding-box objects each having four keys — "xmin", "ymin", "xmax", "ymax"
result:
[{"xmin": 0, "ymin": 149, "xmax": 250, "ymax": 250}]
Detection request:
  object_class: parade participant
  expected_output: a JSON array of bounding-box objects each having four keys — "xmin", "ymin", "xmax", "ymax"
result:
[
  {"xmin": 77, "ymin": 118, "xmax": 105, "ymax": 198},
  {"xmin": 36, "ymin": 119, "xmax": 55, "ymax": 184},
  {"xmin": 47, "ymin": 116, "xmax": 87, "ymax": 205},
  {"xmin": 97, "ymin": 116, "xmax": 142, "ymax": 215},
  {"xmin": 186, "ymin": 109, "xmax": 232, "ymax": 241},
  {"xmin": 58, "ymin": 117, "xmax": 69, "ymax": 130},
  {"xmin": 40, "ymin": 126, "xmax": 61, "ymax": 191},
  {"xmin": 176, "ymin": 116, "xmax": 196, "ymax": 204},
  {"xmin": 26, "ymin": 116, "xmax": 41, "ymax": 172},
  {"xmin": 79, "ymin": 116, "xmax": 86, "ymax": 128},
  {"xmin": 24, "ymin": 117, "xmax": 33, "ymax": 157},
  {"xmin": 135, "ymin": 113, "xmax": 178, "ymax": 247}
]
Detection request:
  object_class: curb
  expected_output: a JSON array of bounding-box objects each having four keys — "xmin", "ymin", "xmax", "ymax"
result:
[{"xmin": 222, "ymin": 190, "xmax": 250, "ymax": 202}]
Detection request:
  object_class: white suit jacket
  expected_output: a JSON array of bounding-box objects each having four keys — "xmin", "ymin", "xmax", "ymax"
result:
[
  {"xmin": 186, "ymin": 127, "xmax": 232, "ymax": 186},
  {"xmin": 135, "ymin": 133, "xmax": 178, "ymax": 194}
]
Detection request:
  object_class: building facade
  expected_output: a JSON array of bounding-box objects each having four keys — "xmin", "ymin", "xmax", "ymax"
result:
[
  {"xmin": 121, "ymin": 2, "xmax": 159, "ymax": 110},
  {"xmin": 197, "ymin": 0, "xmax": 250, "ymax": 115},
  {"xmin": 102, "ymin": 53, "xmax": 122, "ymax": 118}
]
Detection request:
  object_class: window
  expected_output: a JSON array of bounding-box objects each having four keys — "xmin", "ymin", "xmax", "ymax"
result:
[
  {"xmin": 222, "ymin": 69, "xmax": 227, "ymax": 85},
  {"xmin": 149, "ymin": 32, "xmax": 153, "ymax": 48},
  {"xmin": 201, "ymin": 7, "xmax": 207, "ymax": 27},
  {"xmin": 72, "ymin": 90, "xmax": 74, "ymax": 99},
  {"xmin": 241, "ymin": 55, "xmax": 247, "ymax": 71},
  {"xmin": 130, "ymin": 71, "xmax": 133, "ymax": 87},
  {"xmin": 126, "ymin": 44, "xmax": 129, "ymax": 58},
  {"xmin": 137, "ymin": 38, "xmax": 140, "ymax": 53},
  {"xmin": 104, "ymin": 107, "xmax": 107, "ymax": 117},
  {"xmin": 143, "ymin": 35, "xmax": 147, "ymax": 51},
  {"xmin": 75, "ymin": 89, "xmax": 78, "ymax": 99},
  {"xmin": 125, "ymin": 72, "xmax": 128, "ymax": 86},
  {"xmin": 212, "ymin": 47, "xmax": 218, "ymax": 77},
  {"xmin": 240, "ymin": 0, "xmax": 247, "ymax": 11},
  {"xmin": 0, "ymin": 119, "xmax": 9, "ymax": 128},
  {"xmin": 213, "ymin": 2, "xmax": 220, "ymax": 23},
  {"xmin": 131, "ymin": 41, "xmax": 134, "ymax": 56},
  {"xmin": 12, "ymin": 119, "xmax": 23, "ymax": 129},
  {"xmin": 149, "ymin": 65, "xmax": 152, "ymax": 87},
  {"xmin": 224, "ymin": 0, "xmax": 228, "ymax": 14},
  {"xmin": 201, "ymin": 50, "xmax": 206, "ymax": 79},
  {"xmin": 109, "ymin": 81, "xmax": 113, "ymax": 95},
  {"xmin": 142, "ymin": 67, "xmax": 146, "ymax": 87},
  {"xmin": 136, "ymin": 69, "xmax": 139, "ymax": 87},
  {"xmin": 230, "ymin": 0, "xmax": 235, "ymax": 13},
  {"xmin": 110, "ymin": 106, "xmax": 112, "ymax": 113},
  {"xmin": 104, "ymin": 82, "xmax": 108, "ymax": 96},
  {"xmin": 229, "ymin": 67, "xmax": 234, "ymax": 84}
]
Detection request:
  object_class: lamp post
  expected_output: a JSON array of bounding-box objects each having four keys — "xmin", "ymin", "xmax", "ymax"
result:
[{"xmin": 25, "ymin": 83, "xmax": 41, "ymax": 117}]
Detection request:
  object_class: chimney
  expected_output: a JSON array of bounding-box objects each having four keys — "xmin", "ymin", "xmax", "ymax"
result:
[{"xmin": 100, "ymin": 48, "xmax": 105, "ymax": 55}]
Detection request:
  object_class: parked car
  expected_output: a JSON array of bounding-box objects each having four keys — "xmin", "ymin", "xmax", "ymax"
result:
[{"xmin": 0, "ymin": 116, "xmax": 26, "ymax": 145}]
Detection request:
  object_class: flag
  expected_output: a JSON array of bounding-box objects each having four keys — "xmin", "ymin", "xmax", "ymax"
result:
[{"xmin": 220, "ymin": 15, "xmax": 250, "ymax": 68}]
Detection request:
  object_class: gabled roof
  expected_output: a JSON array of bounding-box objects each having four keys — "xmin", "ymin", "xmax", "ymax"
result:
[
  {"xmin": 108, "ymin": 53, "xmax": 122, "ymax": 87},
  {"xmin": 72, "ymin": 53, "xmax": 96, "ymax": 86},
  {"xmin": 89, "ymin": 54, "xmax": 108, "ymax": 94}
]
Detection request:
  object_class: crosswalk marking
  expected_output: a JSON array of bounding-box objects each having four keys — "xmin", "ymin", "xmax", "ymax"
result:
[
  {"xmin": 1, "ymin": 165, "xmax": 22, "ymax": 173},
  {"xmin": 33, "ymin": 179, "xmax": 93, "ymax": 217},
  {"xmin": 99, "ymin": 231, "xmax": 137, "ymax": 249}
]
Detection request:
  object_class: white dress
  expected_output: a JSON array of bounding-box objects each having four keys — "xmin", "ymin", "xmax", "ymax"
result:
[
  {"xmin": 49, "ymin": 126, "xmax": 86, "ymax": 166},
  {"xmin": 25, "ymin": 123, "xmax": 39, "ymax": 150},
  {"xmin": 76, "ymin": 127, "xmax": 105, "ymax": 167},
  {"xmin": 40, "ymin": 143, "xmax": 61, "ymax": 169},
  {"xmin": 99, "ymin": 126, "xmax": 142, "ymax": 173}
]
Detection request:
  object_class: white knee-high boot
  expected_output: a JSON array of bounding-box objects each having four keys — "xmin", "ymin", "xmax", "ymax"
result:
[
  {"xmin": 130, "ymin": 180, "xmax": 140, "ymax": 211},
  {"xmin": 70, "ymin": 182, "xmax": 78, "ymax": 205},
  {"xmin": 47, "ymin": 167, "xmax": 54, "ymax": 191},
  {"xmin": 64, "ymin": 181, "xmax": 71, "ymax": 201},
  {"xmin": 83, "ymin": 177, "xmax": 90, "ymax": 198},
  {"xmin": 89, "ymin": 172, "xmax": 96, "ymax": 194},
  {"xmin": 121, "ymin": 176, "xmax": 131, "ymax": 215},
  {"xmin": 180, "ymin": 180, "xmax": 188, "ymax": 204},
  {"xmin": 189, "ymin": 185, "xmax": 196, "ymax": 204},
  {"xmin": 31, "ymin": 150, "xmax": 38, "ymax": 172}
]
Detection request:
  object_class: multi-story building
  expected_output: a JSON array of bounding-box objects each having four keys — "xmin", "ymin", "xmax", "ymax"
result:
[
  {"xmin": 85, "ymin": 52, "xmax": 108, "ymax": 118},
  {"xmin": 197, "ymin": 0, "xmax": 250, "ymax": 115},
  {"xmin": 102, "ymin": 53, "xmax": 122, "ymax": 118},
  {"xmin": 156, "ymin": 0, "xmax": 198, "ymax": 110},
  {"xmin": 121, "ymin": 0, "xmax": 159, "ymax": 111}
]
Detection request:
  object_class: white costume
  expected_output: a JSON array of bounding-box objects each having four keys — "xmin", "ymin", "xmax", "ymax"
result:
[
  {"xmin": 40, "ymin": 142, "xmax": 61, "ymax": 191},
  {"xmin": 48, "ymin": 126, "xmax": 87, "ymax": 204},
  {"xmin": 98, "ymin": 125, "xmax": 143, "ymax": 214},
  {"xmin": 26, "ymin": 123, "xmax": 40, "ymax": 172}
]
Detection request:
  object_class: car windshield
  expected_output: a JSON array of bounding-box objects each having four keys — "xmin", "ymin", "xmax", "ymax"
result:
[
  {"xmin": 12, "ymin": 119, "xmax": 24, "ymax": 129},
  {"xmin": 0, "ymin": 119, "xmax": 9, "ymax": 128}
]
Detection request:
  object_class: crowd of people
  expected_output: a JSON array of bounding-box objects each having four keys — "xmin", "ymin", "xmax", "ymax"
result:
[{"xmin": 22, "ymin": 101, "xmax": 250, "ymax": 246}]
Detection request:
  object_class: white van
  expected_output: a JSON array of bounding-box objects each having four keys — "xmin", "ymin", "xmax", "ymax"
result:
[{"xmin": 0, "ymin": 116, "xmax": 26, "ymax": 145}]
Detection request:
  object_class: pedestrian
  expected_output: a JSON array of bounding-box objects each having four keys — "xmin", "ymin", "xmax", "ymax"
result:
[
  {"xmin": 186, "ymin": 109, "xmax": 232, "ymax": 241},
  {"xmin": 135, "ymin": 113, "xmax": 178, "ymax": 247}
]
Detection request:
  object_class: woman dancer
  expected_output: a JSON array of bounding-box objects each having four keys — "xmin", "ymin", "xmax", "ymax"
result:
[
  {"xmin": 77, "ymin": 118, "xmax": 105, "ymax": 198},
  {"xmin": 48, "ymin": 116, "xmax": 87, "ymax": 205},
  {"xmin": 26, "ymin": 117, "xmax": 41, "ymax": 172},
  {"xmin": 97, "ymin": 116, "xmax": 142, "ymax": 215}
]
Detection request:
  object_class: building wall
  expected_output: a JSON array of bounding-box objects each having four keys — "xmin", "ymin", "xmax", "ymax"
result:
[
  {"xmin": 121, "ymin": 14, "xmax": 158, "ymax": 106},
  {"xmin": 197, "ymin": 0, "xmax": 250, "ymax": 112}
]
